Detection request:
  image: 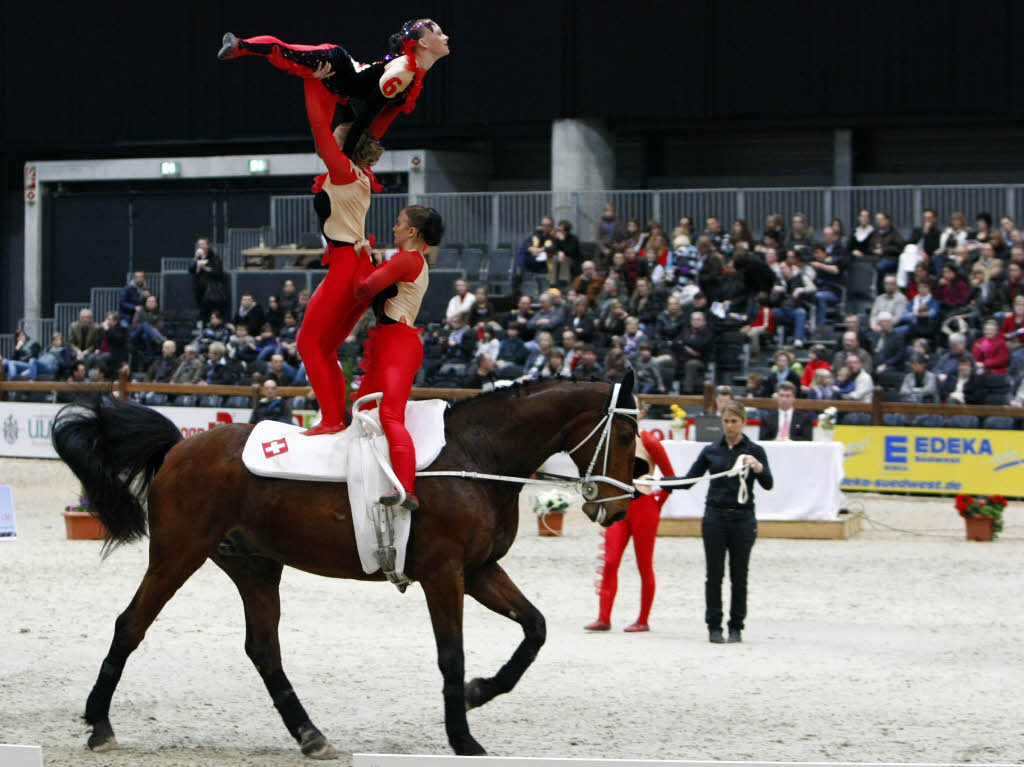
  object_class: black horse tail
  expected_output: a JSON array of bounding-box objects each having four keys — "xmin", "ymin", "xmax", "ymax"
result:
[{"xmin": 52, "ymin": 396, "xmax": 182, "ymax": 554}]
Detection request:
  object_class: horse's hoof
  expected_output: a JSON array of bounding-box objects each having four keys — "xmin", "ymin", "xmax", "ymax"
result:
[
  {"xmin": 454, "ymin": 737, "xmax": 487, "ymax": 756},
  {"xmin": 88, "ymin": 733, "xmax": 118, "ymax": 752},
  {"xmin": 299, "ymin": 727, "xmax": 338, "ymax": 760},
  {"xmin": 88, "ymin": 719, "xmax": 117, "ymax": 752}
]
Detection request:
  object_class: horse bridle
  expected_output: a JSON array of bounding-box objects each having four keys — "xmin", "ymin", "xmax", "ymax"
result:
[{"xmin": 535, "ymin": 380, "xmax": 639, "ymax": 518}]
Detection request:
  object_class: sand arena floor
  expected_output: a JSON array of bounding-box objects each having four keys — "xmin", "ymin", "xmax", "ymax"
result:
[{"xmin": 1, "ymin": 456, "xmax": 1022, "ymax": 766}]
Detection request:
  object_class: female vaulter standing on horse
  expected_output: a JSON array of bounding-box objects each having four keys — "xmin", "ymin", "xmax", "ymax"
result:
[
  {"xmin": 354, "ymin": 205, "xmax": 443, "ymax": 511},
  {"xmin": 217, "ymin": 19, "xmax": 450, "ymax": 155},
  {"xmin": 296, "ymin": 73, "xmax": 383, "ymax": 436}
]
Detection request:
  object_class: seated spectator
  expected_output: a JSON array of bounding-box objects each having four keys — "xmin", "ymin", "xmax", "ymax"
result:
[
  {"xmin": 933, "ymin": 333, "xmax": 974, "ymax": 385},
  {"xmin": 567, "ymin": 295, "xmax": 597, "ymax": 343},
  {"xmin": 902, "ymin": 299, "xmax": 941, "ymax": 347},
  {"xmin": 467, "ymin": 285, "xmax": 499, "ymax": 330},
  {"xmin": 910, "ymin": 208, "xmax": 941, "ymax": 260},
  {"xmin": 972, "ymin": 319, "xmax": 1010, "ymax": 375},
  {"xmin": 808, "ymin": 244, "xmax": 845, "ymax": 328},
  {"xmin": 761, "ymin": 213, "xmax": 786, "ymax": 252},
  {"xmin": 548, "ymin": 219, "xmax": 581, "ymax": 288},
  {"xmin": 279, "ymin": 279, "xmax": 299, "ymax": 315},
  {"xmin": 999, "ymin": 262, "xmax": 1024, "ymax": 308},
  {"xmin": 474, "ymin": 326, "xmax": 500, "ymax": 364},
  {"xmin": 940, "ymin": 357, "xmax": 984, "ymax": 404},
  {"xmin": 598, "ymin": 298, "xmax": 628, "ymax": 338},
  {"xmin": 964, "ymin": 265, "xmax": 1001, "ymax": 319},
  {"xmin": 119, "ymin": 270, "xmax": 149, "ymax": 324},
  {"xmin": 539, "ymin": 349, "xmax": 569, "ymax": 379},
  {"xmin": 655, "ymin": 295, "xmax": 687, "ymax": 351},
  {"xmin": 760, "ymin": 350, "xmax": 803, "ymax": 398},
  {"xmin": 934, "ymin": 264, "xmax": 969, "ymax": 313},
  {"xmin": 759, "ymin": 381, "xmax": 813, "ymax": 440},
  {"xmin": 831, "ymin": 331, "xmax": 873, "ymax": 374},
  {"xmin": 202, "ymin": 342, "xmax": 237, "ymax": 386},
  {"xmin": 295, "ymin": 289, "xmax": 312, "ymax": 323},
  {"xmin": 633, "ymin": 343, "xmax": 666, "ymax": 394},
  {"xmin": 784, "ymin": 212, "xmax": 814, "ymax": 256},
  {"xmin": 527, "ymin": 291, "xmax": 566, "ymax": 338},
  {"xmin": 515, "ymin": 215, "xmax": 557, "ymax": 290},
  {"xmin": 799, "ymin": 344, "xmax": 831, "ymax": 392},
  {"xmin": 505, "ymin": 295, "xmax": 535, "ymax": 339},
  {"xmin": 445, "ymin": 279, "xmax": 475, "ymax": 326},
  {"xmin": 145, "ymin": 340, "xmax": 179, "ymax": 383},
  {"xmin": 870, "ymin": 275, "xmax": 908, "ymax": 332},
  {"xmin": 671, "ymin": 216, "xmax": 695, "ymax": 250},
  {"xmin": 266, "ymin": 352, "xmax": 297, "ymax": 386},
  {"xmin": 56, "ymin": 362, "xmax": 90, "ymax": 403},
  {"xmin": 170, "ymin": 344, "xmax": 207, "ymax": 384},
  {"xmin": 639, "ymin": 246, "xmax": 667, "ymax": 284},
  {"xmin": 806, "ymin": 368, "xmax": 837, "ymax": 400},
  {"xmin": 771, "ymin": 260, "xmax": 813, "ymax": 346},
  {"xmin": 841, "ymin": 353, "xmax": 874, "ymax": 402},
  {"xmin": 627, "ymin": 277, "xmax": 661, "ymax": 329},
  {"xmin": 254, "ymin": 323, "xmax": 279, "ymax": 361},
  {"xmin": 276, "ymin": 311, "xmax": 300, "ymax": 363},
  {"xmin": 672, "ymin": 311, "xmax": 712, "ymax": 394},
  {"xmin": 130, "ymin": 294, "xmax": 167, "ymax": 361},
  {"xmin": 595, "ymin": 276, "xmax": 622, "ymax": 316},
  {"xmin": 850, "ymin": 209, "xmax": 874, "ymax": 257},
  {"xmin": 463, "ymin": 353, "xmax": 498, "ymax": 390},
  {"xmin": 232, "ymin": 292, "xmax": 265, "ymax": 337},
  {"xmin": 68, "ymin": 308, "xmax": 100, "ymax": 365},
  {"xmin": 265, "ymin": 295, "xmax": 285, "ymax": 334},
  {"xmin": 228, "ymin": 325, "xmax": 259, "ymax": 364},
  {"xmin": 871, "ymin": 312, "xmax": 906, "ymax": 376},
  {"xmin": 939, "ymin": 211, "xmax": 969, "ymax": 256},
  {"xmin": 900, "ymin": 278, "xmax": 939, "ymax": 325},
  {"xmin": 572, "ymin": 345, "xmax": 605, "ymax": 381},
  {"xmin": 439, "ymin": 313, "xmax": 478, "ymax": 367},
  {"xmin": 94, "ymin": 311, "xmax": 130, "ymax": 379},
  {"xmin": 870, "ymin": 212, "xmax": 906, "ymax": 291},
  {"xmin": 572, "ymin": 260, "xmax": 605, "ymax": 307},
  {"xmin": 595, "ymin": 204, "xmax": 626, "ymax": 268},
  {"xmin": 495, "ymin": 324, "xmax": 528, "ymax": 377},
  {"xmin": 522, "ymin": 331, "xmax": 556, "ymax": 379},
  {"xmin": 731, "ymin": 219, "xmax": 756, "ymax": 253},
  {"xmin": 603, "ymin": 342, "xmax": 628, "ymax": 383},
  {"xmin": 198, "ymin": 310, "xmax": 231, "ymax": 350},
  {"xmin": 621, "ymin": 316, "xmax": 647, "ymax": 360},
  {"xmin": 899, "ymin": 353, "xmax": 939, "ymax": 403},
  {"xmin": 740, "ymin": 292, "xmax": 775, "ymax": 359},
  {"xmin": 249, "ymin": 379, "xmax": 294, "ymax": 425},
  {"xmin": 24, "ymin": 332, "xmax": 72, "ymax": 380}
]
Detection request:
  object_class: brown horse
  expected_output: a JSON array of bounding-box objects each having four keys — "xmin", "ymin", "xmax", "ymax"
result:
[{"xmin": 53, "ymin": 373, "xmax": 638, "ymax": 758}]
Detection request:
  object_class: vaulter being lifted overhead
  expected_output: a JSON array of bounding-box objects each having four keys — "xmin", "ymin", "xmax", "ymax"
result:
[{"xmin": 217, "ymin": 19, "xmax": 450, "ymax": 156}]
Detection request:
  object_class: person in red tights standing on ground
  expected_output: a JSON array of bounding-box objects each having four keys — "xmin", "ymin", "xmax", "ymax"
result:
[
  {"xmin": 351, "ymin": 205, "xmax": 444, "ymax": 511},
  {"xmin": 297, "ymin": 74, "xmax": 383, "ymax": 436},
  {"xmin": 585, "ymin": 413, "xmax": 676, "ymax": 633},
  {"xmin": 217, "ymin": 19, "xmax": 450, "ymax": 156}
]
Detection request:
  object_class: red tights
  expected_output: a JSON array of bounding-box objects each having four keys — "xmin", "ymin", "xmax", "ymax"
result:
[
  {"xmin": 296, "ymin": 246, "xmax": 373, "ymax": 429},
  {"xmin": 597, "ymin": 494, "xmax": 661, "ymax": 625},
  {"xmin": 354, "ymin": 323, "xmax": 423, "ymax": 493}
]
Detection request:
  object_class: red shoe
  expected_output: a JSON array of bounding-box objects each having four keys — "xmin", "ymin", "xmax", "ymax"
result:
[
  {"xmin": 624, "ymin": 622, "xmax": 650, "ymax": 633},
  {"xmin": 302, "ymin": 423, "xmax": 346, "ymax": 437},
  {"xmin": 584, "ymin": 620, "xmax": 611, "ymax": 631}
]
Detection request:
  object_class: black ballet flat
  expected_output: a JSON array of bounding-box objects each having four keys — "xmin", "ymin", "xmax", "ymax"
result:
[{"xmin": 218, "ymin": 32, "xmax": 240, "ymax": 61}]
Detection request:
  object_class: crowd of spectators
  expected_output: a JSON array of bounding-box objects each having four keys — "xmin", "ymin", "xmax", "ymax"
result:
[{"xmin": 5, "ymin": 210, "xmax": 1024, "ymax": 421}]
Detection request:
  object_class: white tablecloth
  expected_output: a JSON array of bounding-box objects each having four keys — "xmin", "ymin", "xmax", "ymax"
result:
[{"xmin": 659, "ymin": 441, "xmax": 845, "ymax": 521}]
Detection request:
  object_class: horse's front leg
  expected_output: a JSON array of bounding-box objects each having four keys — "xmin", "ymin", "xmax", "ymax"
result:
[
  {"xmin": 421, "ymin": 565, "xmax": 486, "ymax": 756},
  {"xmin": 464, "ymin": 562, "xmax": 545, "ymax": 710}
]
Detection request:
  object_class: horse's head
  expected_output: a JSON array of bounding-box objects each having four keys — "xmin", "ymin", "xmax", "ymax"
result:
[{"xmin": 564, "ymin": 370, "xmax": 638, "ymax": 527}]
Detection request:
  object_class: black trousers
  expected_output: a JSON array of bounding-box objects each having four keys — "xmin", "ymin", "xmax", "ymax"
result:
[{"xmin": 701, "ymin": 508, "xmax": 757, "ymax": 631}]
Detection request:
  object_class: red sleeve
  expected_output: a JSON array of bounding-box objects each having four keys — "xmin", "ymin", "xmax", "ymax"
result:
[
  {"xmin": 640, "ymin": 431, "xmax": 674, "ymax": 477},
  {"xmin": 354, "ymin": 251, "xmax": 423, "ymax": 303},
  {"xmin": 304, "ymin": 79, "xmax": 358, "ymax": 186}
]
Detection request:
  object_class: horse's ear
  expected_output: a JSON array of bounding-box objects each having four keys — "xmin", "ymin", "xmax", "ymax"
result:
[{"xmin": 616, "ymin": 369, "xmax": 635, "ymax": 408}]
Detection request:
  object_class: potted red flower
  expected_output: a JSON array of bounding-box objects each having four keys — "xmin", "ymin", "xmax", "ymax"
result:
[{"xmin": 955, "ymin": 494, "xmax": 1006, "ymax": 541}]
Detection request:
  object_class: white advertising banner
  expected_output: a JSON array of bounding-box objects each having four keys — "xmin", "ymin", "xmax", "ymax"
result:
[{"xmin": 0, "ymin": 402, "xmax": 255, "ymax": 459}]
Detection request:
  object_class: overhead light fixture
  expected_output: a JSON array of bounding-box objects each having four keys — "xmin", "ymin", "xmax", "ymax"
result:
[
  {"xmin": 248, "ymin": 158, "xmax": 269, "ymax": 175},
  {"xmin": 160, "ymin": 161, "xmax": 180, "ymax": 177}
]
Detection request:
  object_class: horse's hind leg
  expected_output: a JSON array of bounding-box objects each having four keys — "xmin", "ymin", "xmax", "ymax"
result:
[
  {"xmin": 85, "ymin": 540, "xmax": 211, "ymax": 751},
  {"xmin": 212, "ymin": 553, "xmax": 337, "ymax": 760},
  {"xmin": 464, "ymin": 562, "xmax": 546, "ymax": 710}
]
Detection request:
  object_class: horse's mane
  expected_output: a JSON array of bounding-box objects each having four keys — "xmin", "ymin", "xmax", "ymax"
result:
[{"xmin": 446, "ymin": 376, "xmax": 605, "ymax": 415}]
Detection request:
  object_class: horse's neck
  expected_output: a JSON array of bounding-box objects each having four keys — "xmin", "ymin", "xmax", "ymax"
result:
[{"xmin": 467, "ymin": 386, "xmax": 596, "ymax": 479}]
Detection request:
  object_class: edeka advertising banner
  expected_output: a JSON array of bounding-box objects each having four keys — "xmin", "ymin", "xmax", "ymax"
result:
[
  {"xmin": 0, "ymin": 402, "xmax": 255, "ymax": 459},
  {"xmin": 836, "ymin": 424, "xmax": 1024, "ymax": 495}
]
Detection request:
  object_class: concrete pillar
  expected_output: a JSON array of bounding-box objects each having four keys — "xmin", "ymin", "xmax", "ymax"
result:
[
  {"xmin": 23, "ymin": 176, "xmax": 43, "ymax": 324},
  {"xmin": 551, "ymin": 119, "xmax": 615, "ymax": 238},
  {"xmin": 833, "ymin": 129, "xmax": 853, "ymax": 188}
]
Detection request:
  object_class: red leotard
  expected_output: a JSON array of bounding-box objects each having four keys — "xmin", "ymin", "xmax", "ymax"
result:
[
  {"xmin": 351, "ymin": 250, "xmax": 428, "ymax": 493},
  {"xmin": 295, "ymin": 79, "xmax": 375, "ymax": 430},
  {"xmin": 595, "ymin": 431, "xmax": 675, "ymax": 626}
]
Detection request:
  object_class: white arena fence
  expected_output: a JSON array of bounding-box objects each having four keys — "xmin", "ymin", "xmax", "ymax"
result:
[{"xmin": 354, "ymin": 757, "xmax": 1021, "ymax": 767}]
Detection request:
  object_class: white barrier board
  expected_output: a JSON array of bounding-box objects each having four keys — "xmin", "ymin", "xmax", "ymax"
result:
[
  {"xmin": 0, "ymin": 485, "xmax": 16, "ymax": 539},
  {"xmin": 0, "ymin": 744, "xmax": 42, "ymax": 767},
  {"xmin": 355, "ymin": 757, "xmax": 1019, "ymax": 767}
]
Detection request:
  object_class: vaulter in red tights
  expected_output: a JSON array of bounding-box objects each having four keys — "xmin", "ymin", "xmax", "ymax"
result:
[
  {"xmin": 350, "ymin": 205, "xmax": 444, "ymax": 511},
  {"xmin": 585, "ymin": 429, "xmax": 675, "ymax": 633},
  {"xmin": 217, "ymin": 19, "xmax": 450, "ymax": 156},
  {"xmin": 296, "ymin": 77, "xmax": 384, "ymax": 436}
]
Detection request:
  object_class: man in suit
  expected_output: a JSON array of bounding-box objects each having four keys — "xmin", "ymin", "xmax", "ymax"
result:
[{"xmin": 759, "ymin": 381, "xmax": 814, "ymax": 441}]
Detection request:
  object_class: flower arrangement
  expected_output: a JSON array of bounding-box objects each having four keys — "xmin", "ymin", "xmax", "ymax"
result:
[
  {"xmin": 818, "ymin": 406, "xmax": 838, "ymax": 431},
  {"xmin": 533, "ymin": 489, "xmax": 570, "ymax": 516},
  {"xmin": 670, "ymin": 404, "xmax": 687, "ymax": 430},
  {"xmin": 955, "ymin": 494, "xmax": 1006, "ymax": 536},
  {"xmin": 65, "ymin": 495, "xmax": 92, "ymax": 513}
]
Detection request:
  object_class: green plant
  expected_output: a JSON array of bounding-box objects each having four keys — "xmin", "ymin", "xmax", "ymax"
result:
[{"xmin": 955, "ymin": 494, "xmax": 1006, "ymax": 536}]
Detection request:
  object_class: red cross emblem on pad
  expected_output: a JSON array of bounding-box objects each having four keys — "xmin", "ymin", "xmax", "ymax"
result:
[{"xmin": 262, "ymin": 438, "xmax": 289, "ymax": 458}]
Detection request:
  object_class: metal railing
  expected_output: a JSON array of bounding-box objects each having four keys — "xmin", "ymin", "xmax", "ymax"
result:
[
  {"xmin": 0, "ymin": 334, "xmax": 12, "ymax": 359},
  {"xmin": 267, "ymin": 184, "xmax": 1024, "ymax": 255},
  {"xmin": 161, "ymin": 258, "xmax": 192, "ymax": 272},
  {"xmin": 54, "ymin": 303, "xmax": 86, "ymax": 337}
]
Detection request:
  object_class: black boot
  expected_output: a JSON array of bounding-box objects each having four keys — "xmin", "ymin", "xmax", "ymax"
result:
[
  {"xmin": 380, "ymin": 489, "xmax": 420, "ymax": 512},
  {"xmin": 727, "ymin": 628, "xmax": 742, "ymax": 643},
  {"xmin": 708, "ymin": 628, "xmax": 725, "ymax": 644}
]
